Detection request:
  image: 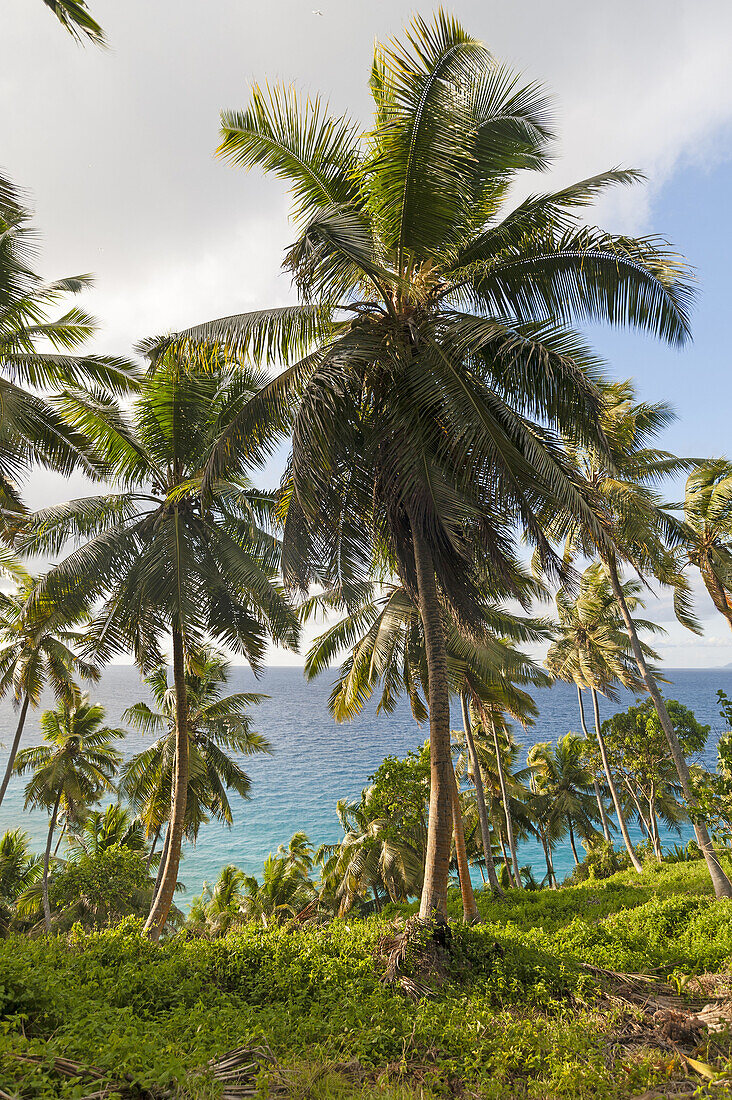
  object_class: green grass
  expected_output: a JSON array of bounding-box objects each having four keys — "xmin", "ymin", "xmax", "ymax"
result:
[{"xmin": 3, "ymin": 860, "xmax": 732, "ymax": 1099}]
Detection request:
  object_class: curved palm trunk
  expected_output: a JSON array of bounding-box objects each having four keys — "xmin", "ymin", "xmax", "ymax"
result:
[
  {"xmin": 648, "ymin": 794, "xmax": 663, "ymax": 861},
  {"xmin": 0, "ymin": 694, "xmax": 30, "ymax": 809},
  {"xmin": 590, "ymin": 687, "xmax": 644, "ymax": 873},
  {"xmin": 146, "ymin": 824, "xmax": 162, "ymax": 873},
  {"xmin": 451, "ymin": 772, "xmax": 480, "ymax": 922},
  {"xmin": 145, "ymin": 625, "xmax": 190, "ymax": 938},
  {"xmin": 411, "ymin": 521, "xmax": 453, "ymax": 922},
  {"xmin": 461, "ymin": 692, "xmax": 503, "ymax": 898},
  {"xmin": 539, "ymin": 829, "xmax": 556, "ymax": 887},
  {"xmin": 42, "ymin": 791, "xmax": 61, "ymax": 933},
  {"xmin": 495, "ymin": 821, "xmax": 515, "ymax": 886},
  {"xmin": 606, "ymin": 555, "xmax": 732, "ymax": 898},
  {"xmin": 484, "ymin": 708, "xmax": 522, "ymax": 889},
  {"xmin": 576, "ymin": 687, "xmax": 611, "ymax": 842},
  {"xmin": 568, "ymin": 820, "xmax": 580, "ymax": 865}
]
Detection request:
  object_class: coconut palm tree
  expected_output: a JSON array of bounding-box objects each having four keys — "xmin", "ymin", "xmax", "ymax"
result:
[
  {"xmin": 316, "ymin": 798, "xmax": 424, "ymax": 916},
  {"xmin": 0, "ymin": 572, "xmax": 99, "ymax": 810},
  {"xmin": 549, "ymin": 380, "xmax": 732, "ymax": 897},
  {"xmin": 0, "ymin": 172, "xmax": 135, "ymax": 518},
  {"xmin": 530, "ymin": 735, "xmax": 602, "ymax": 868},
  {"xmin": 188, "ymin": 864, "xmax": 247, "ymax": 937},
  {"xmin": 306, "ymin": 579, "xmax": 547, "ymax": 918},
  {"xmin": 545, "ymin": 561, "xmax": 664, "ymax": 872},
  {"xmin": 20, "ymin": 352, "xmax": 299, "ymax": 938},
  {"xmin": 681, "ymin": 460, "xmax": 732, "ymax": 633},
  {"xmin": 239, "ymin": 854, "xmax": 315, "ymax": 927},
  {"xmin": 65, "ymin": 804, "xmax": 148, "ymax": 858},
  {"xmin": 14, "ymin": 696, "xmax": 123, "ymax": 931},
  {"xmin": 174, "ymin": 12, "xmax": 692, "ymax": 920},
  {"xmin": 120, "ymin": 645, "xmax": 272, "ymax": 905},
  {"xmin": 0, "ymin": 828, "xmax": 42, "ymax": 930}
]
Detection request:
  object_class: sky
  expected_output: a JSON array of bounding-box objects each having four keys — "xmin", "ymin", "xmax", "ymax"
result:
[{"xmin": 2, "ymin": 0, "xmax": 732, "ymax": 666}]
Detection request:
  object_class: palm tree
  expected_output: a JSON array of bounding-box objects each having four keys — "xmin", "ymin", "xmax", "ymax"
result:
[
  {"xmin": 175, "ymin": 12, "xmax": 692, "ymax": 920},
  {"xmin": 550, "ymin": 380, "xmax": 732, "ymax": 897},
  {"xmin": 0, "ymin": 572, "xmax": 99, "ymax": 809},
  {"xmin": 545, "ymin": 561, "xmax": 664, "ymax": 872},
  {"xmin": 316, "ymin": 799, "xmax": 423, "ymax": 916},
  {"xmin": 14, "ymin": 695, "xmax": 123, "ymax": 931},
  {"xmin": 681, "ymin": 460, "xmax": 732, "ymax": 633},
  {"xmin": 239, "ymin": 855, "xmax": 315, "ymax": 927},
  {"xmin": 120, "ymin": 646, "xmax": 271, "ymax": 882},
  {"xmin": 22, "ymin": 353, "xmax": 299, "ymax": 939},
  {"xmin": 0, "ymin": 828, "xmax": 42, "ymax": 930},
  {"xmin": 306, "ymin": 580, "xmax": 547, "ymax": 918},
  {"xmin": 460, "ymin": 701, "xmax": 538, "ymax": 889},
  {"xmin": 0, "ymin": 172, "xmax": 135, "ymax": 518},
  {"xmin": 188, "ymin": 864, "xmax": 246, "ymax": 937},
  {"xmin": 40, "ymin": 0, "xmax": 105, "ymax": 45},
  {"xmin": 65, "ymin": 804, "xmax": 148, "ymax": 858},
  {"xmin": 530, "ymin": 735, "xmax": 602, "ymax": 869}
]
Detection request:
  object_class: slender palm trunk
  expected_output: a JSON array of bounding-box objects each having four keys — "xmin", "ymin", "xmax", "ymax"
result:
[
  {"xmin": 53, "ymin": 822, "xmax": 66, "ymax": 857},
  {"xmin": 496, "ymin": 822, "xmax": 514, "ymax": 886},
  {"xmin": 539, "ymin": 829, "xmax": 556, "ymax": 887},
  {"xmin": 568, "ymin": 820, "xmax": 580, "ymax": 865},
  {"xmin": 590, "ymin": 687, "xmax": 644, "ymax": 873},
  {"xmin": 153, "ymin": 825, "xmax": 170, "ymax": 895},
  {"xmin": 576, "ymin": 687, "xmax": 611, "ymax": 842},
  {"xmin": 146, "ymin": 825, "xmax": 162, "ymax": 873},
  {"xmin": 606, "ymin": 554, "xmax": 732, "ymax": 898},
  {"xmin": 648, "ymin": 791, "xmax": 663, "ymax": 861},
  {"xmin": 483, "ymin": 707, "xmax": 522, "ymax": 889},
  {"xmin": 411, "ymin": 520, "xmax": 453, "ymax": 922},
  {"xmin": 451, "ymin": 772, "xmax": 480, "ymax": 922},
  {"xmin": 42, "ymin": 792, "xmax": 61, "ymax": 933},
  {"xmin": 145, "ymin": 625, "xmax": 190, "ymax": 938},
  {"xmin": 621, "ymin": 775, "xmax": 650, "ymax": 837},
  {"xmin": 0, "ymin": 694, "xmax": 30, "ymax": 809},
  {"xmin": 461, "ymin": 693, "xmax": 503, "ymax": 898}
]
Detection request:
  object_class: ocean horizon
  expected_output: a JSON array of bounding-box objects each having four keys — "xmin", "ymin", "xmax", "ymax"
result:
[{"xmin": 2, "ymin": 664, "xmax": 730, "ymax": 904}]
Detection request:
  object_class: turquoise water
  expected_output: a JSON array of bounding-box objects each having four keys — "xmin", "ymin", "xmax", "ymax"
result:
[{"xmin": 1, "ymin": 666, "xmax": 730, "ymax": 901}]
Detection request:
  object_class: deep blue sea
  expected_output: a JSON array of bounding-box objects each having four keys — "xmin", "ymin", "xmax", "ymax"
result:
[{"xmin": 2, "ymin": 666, "xmax": 730, "ymax": 904}]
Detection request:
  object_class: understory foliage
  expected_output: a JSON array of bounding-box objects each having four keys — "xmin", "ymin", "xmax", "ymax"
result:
[{"xmin": 3, "ymin": 860, "xmax": 732, "ymax": 1100}]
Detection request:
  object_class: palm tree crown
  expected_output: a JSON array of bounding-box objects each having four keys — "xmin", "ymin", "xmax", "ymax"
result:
[
  {"xmin": 682, "ymin": 460, "xmax": 732, "ymax": 633},
  {"xmin": 120, "ymin": 646, "xmax": 271, "ymax": 842},
  {"xmin": 177, "ymin": 11, "xmax": 692, "ymax": 920}
]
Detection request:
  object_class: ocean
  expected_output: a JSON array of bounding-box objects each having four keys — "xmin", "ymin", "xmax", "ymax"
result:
[{"xmin": 1, "ymin": 665, "xmax": 730, "ymax": 903}]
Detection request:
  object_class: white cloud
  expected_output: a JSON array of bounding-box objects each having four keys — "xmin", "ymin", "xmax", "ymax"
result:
[{"xmin": 5, "ymin": 0, "xmax": 732, "ymax": 668}]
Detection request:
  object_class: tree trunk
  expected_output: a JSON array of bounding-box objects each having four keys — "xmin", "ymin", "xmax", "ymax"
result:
[
  {"xmin": 624, "ymin": 777, "xmax": 651, "ymax": 838},
  {"xmin": 42, "ymin": 792, "xmax": 61, "ymax": 933},
  {"xmin": 484, "ymin": 707, "xmax": 522, "ymax": 889},
  {"xmin": 496, "ymin": 821, "xmax": 514, "ymax": 886},
  {"xmin": 461, "ymin": 692, "xmax": 503, "ymax": 898},
  {"xmin": 451, "ymin": 772, "xmax": 480, "ymax": 922},
  {"xmin": 568, "ymin": 820, "xmax": 580, "ymax": 865},
  {"xmin": 0, "ymin": 694, "xmax": 30, "ymax": 809},
  {"xmin": 146, "ymin": 824, "xmax": 161, "ymax": 873},
  {"xmin": 577, "ymin": 686, "xmax": 611, "ymax": 842},
  {"xmin": 539, "ymin": 829, "xmax": 556, "ymax": 887},
  {"xmin": 53, "ymin": 821, "xmax": 66, "ymax": 857},
  {"xmin": 590, "ymin": 687, "xmax": 644, "ymax": 873},
  {"xmin": 144, "ymin": 625, "xmax": 190, "ymax": 938},
  {"xmin": 411, "ymin": 519, "xmax": 454, "ymax": 922},
  {"xmin": 648, "ymin": 790, "xmax": 663, "ymax": 861},
  {"xmin": 605, "ymin": 554, "xmax": 732, "ymax": 898}
]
